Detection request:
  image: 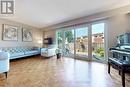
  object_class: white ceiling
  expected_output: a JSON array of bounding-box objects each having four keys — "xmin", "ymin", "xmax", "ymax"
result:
[{"xmin": 3, "ymin": 0, "xmax": 130, "ymax": 28}]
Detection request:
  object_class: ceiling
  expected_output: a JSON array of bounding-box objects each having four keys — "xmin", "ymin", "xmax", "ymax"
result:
[{"xmin": 3, "ymin": 0, "xmax": 130, "ymax": 28}]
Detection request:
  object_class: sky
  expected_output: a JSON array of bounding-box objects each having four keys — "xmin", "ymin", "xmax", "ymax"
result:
[{"xmin": 76, "ymin": 23, "xmax": 105, "ymax": 37}]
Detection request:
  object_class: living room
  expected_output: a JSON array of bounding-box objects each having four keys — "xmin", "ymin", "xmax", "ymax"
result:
[{"xmin": 0, "ymin": 0, "xmax": 130, "ymax": 87}]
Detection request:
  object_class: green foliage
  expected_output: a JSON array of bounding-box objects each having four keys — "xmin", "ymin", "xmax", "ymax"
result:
[
  {"xmin": 95, "ymin": 48, "xmax": 104, "ymax": 57},
  {"xmin": 58, "ymin": 32, "xmax": 62, "ymax": 38},
  {"xmin": 57, "ymin": 32, "xmax": 62, "ymax": 44},
  {"xmin": 65, "ymin": 31, "xmax": 74, "ymax": 43},
  {"xmin": 57, "ymin": 31, "xmax": 74, "ymax": 44}
]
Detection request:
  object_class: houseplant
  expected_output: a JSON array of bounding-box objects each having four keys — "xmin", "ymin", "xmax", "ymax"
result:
[{"xmin": 55, "ymin": 48, "xmax": 62, "ymax": 59}]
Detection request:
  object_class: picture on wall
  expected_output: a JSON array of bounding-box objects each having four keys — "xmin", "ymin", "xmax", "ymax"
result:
[
  {"xmin": 22, "ymin": 28, "xmax": 33, "ymax": 42},
  {"xmin": 2, "ymin": 24, "xmax": 18, "ymax": 41}
]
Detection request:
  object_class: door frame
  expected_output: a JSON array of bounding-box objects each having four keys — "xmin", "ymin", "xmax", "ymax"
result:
[
  {"xmin": 74, "ymin": 25, "xmax": 90, "ymax": 61},
  {"xmin": 55, "ymin": 20, "xmax": 108, "ymax": 62},
  {"xmin": 63, "ymin": 28, "xmax": 75, "ymax": 58},
  {"xmin": 90, "ymin": 20, "xmax": 108, "ymax": 63}
]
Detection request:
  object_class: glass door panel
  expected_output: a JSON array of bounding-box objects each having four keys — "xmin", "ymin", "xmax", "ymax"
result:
[
  {"xmin": 64, "ymin": 29, "xmax": 74, "ymax": 57},
  {"xmin": 56, "ymin": 30, "xmax": 63, "ymax": 54},
  {"xmin": 57, "ymin": 31, "xmax": 63, "ymax": 49},
  {"xmin": 75, "ymin": 27, "xmax": 88, "ymax": 59},
  {"xmin": 92, "ymin": 23, "xmax": 105, "ymax": 61},
  {"xmin": 56, "ymin": 22, "xmax": 106, "ymax": 62}
]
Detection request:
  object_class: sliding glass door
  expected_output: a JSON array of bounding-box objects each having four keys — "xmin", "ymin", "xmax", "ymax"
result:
[
  {"xmin": 56, "ymin": 21, "xmax": 107, "ymax": 62},
  {"xmin": 57, "ymin": 30, "xmax": 63, "ymax": 50},
  {"xmin": 92, "ymin": 22, "xmax": 105, "ymax": 62},
  {"xmin": 64, "ymin": 29, "xmax": 74, "ymax": 57},
  {"xmin": 75, "ymin": 27, "xmax": 89, "ymax": 59},
  {"xmin": 56, "ymin": 26, "xmax": 89, "ymax": 60}
]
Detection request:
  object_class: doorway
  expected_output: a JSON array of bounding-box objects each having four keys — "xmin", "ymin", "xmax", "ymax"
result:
[
  {"xmin": 75, "ymin": 26, "xmax": 89, "ymax": 60},
  {"xmin": 92, "ymin": 22, "xmax": 106, "ymax": 62},
  {"xmin": 56, "ymin": 21, "xmax": 107, "ymax": 62}
]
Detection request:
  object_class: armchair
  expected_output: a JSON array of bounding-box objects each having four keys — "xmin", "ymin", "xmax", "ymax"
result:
[
  {"xmin": 41, "ymin": 48, "xmax": 56, "ymax": 57},
  {"xmin": 0, "ymin": 52, "xmax": 10, "ymax": 78}
]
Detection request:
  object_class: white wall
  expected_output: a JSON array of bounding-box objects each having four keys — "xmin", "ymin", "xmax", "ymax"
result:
[
  {"xmin": 43, "ymin": 30, "xmax": 56, "ymax": 47},
  {"xmin": 107, "ymin": 14, "xmax": 130, "ymax": 48},
  {"xmin": 0, "ymin": 18, "xmax": 42, "ymax": 47}
]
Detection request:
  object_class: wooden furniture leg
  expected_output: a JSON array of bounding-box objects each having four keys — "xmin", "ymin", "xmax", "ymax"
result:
[
  {"xmin": 121, "ymin": 70, "xmax": 125, "ymax": 87},
  {"xmin": 119, "ymin": 70, "xmax": 121, "ymax": 75},
  {"xmin": 108, "ymin": 63, "xmax": 110, "ymax": 74},
  {"xmin": 4, "ymin": 72, "xmax": 7, "ymax": 78}
]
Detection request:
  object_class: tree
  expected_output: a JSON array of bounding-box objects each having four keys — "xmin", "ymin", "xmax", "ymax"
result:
[
  {"xmin": 57, "ymin": 30, "xmax": 74, "ymax": 44},
  {"xmin": 65, "ymin": 30, "xmax": 74, "ymax": 43},
  {"xmin": 57, "ymin": 32, "xmax": 62, "ymax": 44}
]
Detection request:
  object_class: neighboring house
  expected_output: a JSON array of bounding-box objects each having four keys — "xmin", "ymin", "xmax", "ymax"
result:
[{"xmin": 75, "ymin": 33, "xmax": 104, "ymax": 52}]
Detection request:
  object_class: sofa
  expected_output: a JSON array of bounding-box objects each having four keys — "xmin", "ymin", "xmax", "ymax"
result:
[
  {"xmin": 0, "ymin": 47, "xmax": 40, "ymax": 60},
  {"xmin": 0, "ymin": 52, "xmax": 9, "ymax": 78}
]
